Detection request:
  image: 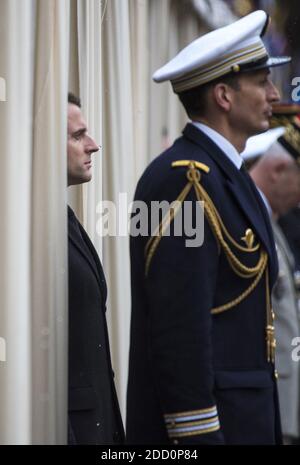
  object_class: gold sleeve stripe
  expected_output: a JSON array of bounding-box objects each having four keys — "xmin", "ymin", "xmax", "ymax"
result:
[{"xmin": 164, "ymin": 405, "xmax": 217, "ymax": 420}]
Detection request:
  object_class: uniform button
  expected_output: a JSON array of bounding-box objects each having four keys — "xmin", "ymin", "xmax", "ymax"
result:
[
  {"xmin": 98, "ymin": 344, "xmax": 102, "ymax": 348},
  {"xmin": 96, "ymin": 422, "xmax": 100, "ymax": 427},
  {"xmin": 274, "ymin": 369, "xmax": 279, "ymax": 379},
  {"xmin": 173, "ymin": 439, "xmax": 179, "ymax": 445},
  {"xmin": 113, "ymin": 431, "xmax": 121, "ymax": 443}
]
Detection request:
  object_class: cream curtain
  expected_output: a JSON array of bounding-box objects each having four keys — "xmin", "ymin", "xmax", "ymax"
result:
[
  {"xmin": 68, "ymin": 0, "xmax": 103, "ymax": 246},
  {"xmin": 0, "ymin": 0, "xmax": 69, "ymax": 445},
  {"xmin": 31, "ymin": 0, "xmax": 70, "ymax": 445},
  {"xmin": 102, "ymin": 0, "xmax": 149, "ymax": 419},
  {"xmin": 77, "ymin": 0, "xmax": 103, "ymax": 252},
  {"xmin": 0, "ymin": 0, "xmax": 34, "ymax": 445},
  {"xmin": 148, "ymin": 0, "xmax": 209, "ymax": 158}
]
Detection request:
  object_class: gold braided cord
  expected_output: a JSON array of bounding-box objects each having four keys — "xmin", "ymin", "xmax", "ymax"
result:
[
  {"xmin": 211, "ymin": 251, "xmax": 268, "ymax": 314},
  {"xmin": 270, "ymin": 116, "xmax": 300, "ymax": 155},
  {"xmin": 144, "ymin": 162, "xmax": 267, "ymax": 317},
  {"xmin": 211, "ymin": 200, "xmax": 260, "ymax": 252},
  {"xmin": 145, "ymin": 181, "xmax": 192, "ymax": 256},
  {"xmin": 265, "ymin": 269, "xmax": 276, "ymax": 363},
  {"xmin": 145, "ymin": 181, "xmax": 193, "ymax": 276},
  {"xmin": 193, "ymin": 177, "xmax": 264, "ymax": 277},
  {"xmin": 143, "ymin": 161, "xmax": 273, "ymax": 362}
]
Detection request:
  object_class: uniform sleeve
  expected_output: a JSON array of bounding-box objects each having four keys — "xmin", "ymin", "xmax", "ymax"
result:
[{"xmin": 145, "ymin": 186, "xmax": 225, "ymax": 445}]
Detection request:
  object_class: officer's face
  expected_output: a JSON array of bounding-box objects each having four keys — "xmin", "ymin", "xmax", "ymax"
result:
[
  {"xmin": 229, "ymin": 69, "xmax": 280, "ymax": 138},
  {"xmin": 67, "ymin": 103, "xmax": 99, "ymax": 186}
]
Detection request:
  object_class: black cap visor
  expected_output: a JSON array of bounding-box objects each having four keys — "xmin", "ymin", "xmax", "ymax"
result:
[{"xmin": 238, "ymin": 55, "xmax": 291, "ymax": 74}]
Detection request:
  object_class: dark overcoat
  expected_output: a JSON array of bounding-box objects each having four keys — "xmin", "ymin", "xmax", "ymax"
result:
[{"xmin": 68, "ymin": 206, "xmax": 124, "ymax": 445}]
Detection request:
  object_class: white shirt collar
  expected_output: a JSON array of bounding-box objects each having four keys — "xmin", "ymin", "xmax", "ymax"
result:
[
  {"xmin": 257, "ymin": 188, "xmax": 272, "ymax": 217},
  {"xmin": 191, "ymin": 121, "xmax": 243, "ymax": 170}
]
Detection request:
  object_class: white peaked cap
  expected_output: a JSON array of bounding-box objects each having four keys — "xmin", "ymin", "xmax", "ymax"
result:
[
  {"xmin": 241, "ymin": 127, "xmax": 286, "ymax": 161},
  {"xmin": 153, "ymin": 10, "xmax": 290, "ymax": 93}
]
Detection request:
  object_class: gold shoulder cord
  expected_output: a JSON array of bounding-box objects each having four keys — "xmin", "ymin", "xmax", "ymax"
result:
[{"xmin": 144, "ymin": 161, "xmax": 275, "ymax": 363}]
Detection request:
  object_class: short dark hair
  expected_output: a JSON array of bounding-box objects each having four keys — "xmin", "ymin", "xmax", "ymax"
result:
[
  {"xmin": 178, "ymin": 73, "xmax": 240, "ymax": 119},
  {"xmin": 68, "ymin": 92, "xmax": 81, "ymax": 108}
]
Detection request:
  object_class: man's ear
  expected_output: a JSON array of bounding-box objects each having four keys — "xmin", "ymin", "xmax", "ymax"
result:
[
  {"xmin": 270, "ymin": 159, "xmax": 288, "ymax": 182},
  {"xmin": 212, "ymin": 83, "xmax": 234, "ymax": 112}
]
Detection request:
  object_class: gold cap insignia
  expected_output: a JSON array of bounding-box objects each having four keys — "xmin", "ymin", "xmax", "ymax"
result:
[{"xmin": 232, "ymin": 64, "xmax": 240, "ymax": 73}]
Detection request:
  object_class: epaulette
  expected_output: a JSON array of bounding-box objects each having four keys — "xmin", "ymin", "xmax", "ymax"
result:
[
  {"xmin": 171, "ymin": 160, "xmax": 210, "ymax": 173},
  {"xmin": 145, "ymin": 160, "xmax": 209, "ymax": 276}
]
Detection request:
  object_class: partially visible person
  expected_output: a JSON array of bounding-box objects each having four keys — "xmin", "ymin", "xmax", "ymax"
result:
[
  {"xmin": 67, "ymin": 92, "xmax": 124, "ymax": 445},
  {"xmin": 279, "ymin": 207, "xmax": 300, "ymax": 272},
  {"xmin": 242, "ymin": 109, "xmax": 300, "ymax": 444},
  {"xmin": 277, "ymin": 109, "xmax": 300, "ymax": 298}
]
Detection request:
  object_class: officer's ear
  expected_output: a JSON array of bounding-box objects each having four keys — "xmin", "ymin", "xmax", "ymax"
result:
[{"xmin": 213, "ymin": 82, "xmax": 234, "ymax": 112}]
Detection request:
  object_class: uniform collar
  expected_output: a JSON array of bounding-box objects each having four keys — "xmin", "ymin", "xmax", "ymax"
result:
[{"xmin": 192, "ymin": 121, "xmax": 243, "ymax": 170}]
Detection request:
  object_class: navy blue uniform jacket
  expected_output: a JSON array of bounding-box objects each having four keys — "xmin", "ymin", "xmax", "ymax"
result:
[{"xmin": 126, "ymin": 124, "xmax": 282, "ymax": 445}]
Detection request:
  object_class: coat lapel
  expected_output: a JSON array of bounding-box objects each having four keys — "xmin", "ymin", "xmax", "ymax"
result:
[
  {"xmin": 77, "ymin": 220, "xmax": 108, "ymax": 302},
  {"xmin": 182, "ymin": 124, "xmax": 278, "ymax": 283},
  {"xmin": 225, "ymin": 175, "xmax": 273, "ymax": 258},
  {"xmin": 68, "ymin": 206, "xmax": 107, "ymax": 301}
]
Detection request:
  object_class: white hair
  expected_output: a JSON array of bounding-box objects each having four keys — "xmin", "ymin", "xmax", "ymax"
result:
[{"xmin": 263, "ymin": 141, "xmax": 294, "ymax": 164}]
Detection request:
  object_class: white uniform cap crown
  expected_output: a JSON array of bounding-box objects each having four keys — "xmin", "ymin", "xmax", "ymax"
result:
[
  {"xmin": 153, "ymin": 10, "xmax": 290, "ymax": 93},
  {"xmin": 241, "ymin": 127, "xmax": 286, "ymax": 161}
]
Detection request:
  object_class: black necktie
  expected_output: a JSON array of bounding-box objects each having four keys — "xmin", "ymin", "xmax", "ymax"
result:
[
  {"xmin": 239, "ymin": 162, "xmax": 273, "ymax": 238},
  {"xmin": 240, "ymin": 162, "xmax": 249, "ymax": 175}
]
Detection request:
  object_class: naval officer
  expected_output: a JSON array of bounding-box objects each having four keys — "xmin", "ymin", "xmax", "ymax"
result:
[{"xmin": 127, "ymin": 10, "xmax": 291, "ymax": 445}]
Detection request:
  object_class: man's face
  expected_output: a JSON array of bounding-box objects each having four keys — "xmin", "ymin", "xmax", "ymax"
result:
[
  {"xmin": 67, "ymin": 103, "xmax": 99, "ymax": 186},
  {"xmin": 275, "ymin": 162, "xmax": 300, "ymax": 216},
  {"xmin": 228, "ymin": 69, "xmax": 280, "ymax": 138}
]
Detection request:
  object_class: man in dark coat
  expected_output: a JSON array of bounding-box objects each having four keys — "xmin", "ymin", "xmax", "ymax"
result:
[
  {"xmin": 127, "ymin": 11, "xmax": 290, "ymax": 445},
  {"xmin": 67, "ymin": 92, "xmax": 124, "ymax": 445}
]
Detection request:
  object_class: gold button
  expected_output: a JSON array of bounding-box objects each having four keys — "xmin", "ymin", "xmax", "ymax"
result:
[
  {"xmin": 232, "ymin": 64, "xmax": 240, "ymax": 73},
  {"xmin": 274, "ymin": 369, "xmax": 279, "ymax": 379}
]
